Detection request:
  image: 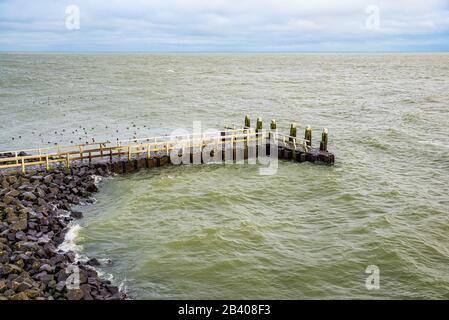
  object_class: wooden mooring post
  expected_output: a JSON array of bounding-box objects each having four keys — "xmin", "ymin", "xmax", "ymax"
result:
[
  {"xmin": 305, "ymin": 125, "xmax": 312, "ymax": 147},
  {"xmin": 289, "ymin": 123, "xmax": 297, "ymax": 142},
  {"xmin": 256, "ymin": 117, "xmax": 263, "ymax": 132},
  {"xmin": 0, "ymin": 117, "xmax": 335, "ymax": 174},
  {"xmin": 320, "ymin": 128, "xmax": 328, "ymax": 152},
  {"xmin": 244, "ymin": 114, "xmax": 251, "ymax": 129}
]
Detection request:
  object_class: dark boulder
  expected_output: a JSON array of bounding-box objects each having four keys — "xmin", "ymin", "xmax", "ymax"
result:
[
  {"xmin": 66, "ymin": 288, "xmax": 84, "ymax": 300},
  {"xmin": 21, "ymin": 192, "xmax": 36, "ymax": 202},
  {"xmin": 11, "ymin": 219, "xmax": 27, "ymax": 231},
  {"xmin": 86, "ymin": 183, "xmax": 98, "ymax": 193},
  {"xmin": 15, "ymin": 231, "xmax": 27, "ymax": 241},
  {"xmin": 70, "ymin": 211, "xmax": 83, "ymax": 219},
  {"xmin": 87, "ymin": 258, "xmax": 100, "ymax": 267},
  {"xmin": 34, "ymin": 271, "xmax": 54, "ymax": 284}
]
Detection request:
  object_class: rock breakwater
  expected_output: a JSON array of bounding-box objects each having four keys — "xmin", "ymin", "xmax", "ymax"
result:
[{"xmin": 0, "ymin": 163, "xmax": 126, "ymax": 300}]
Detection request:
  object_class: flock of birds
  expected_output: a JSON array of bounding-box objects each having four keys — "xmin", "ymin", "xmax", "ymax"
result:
[
  {"xmin": 6, "ymin": 95, "xmax": 173, "ymax": 149},
  {"xmin": 9, "ymin": 120, "xmax": 160, "ymax": 148}
]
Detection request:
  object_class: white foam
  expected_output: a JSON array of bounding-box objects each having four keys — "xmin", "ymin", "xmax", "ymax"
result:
[
  {"xmin": 92, "ymin": 174, "xmax": 103, "ymax": 185},
  {"xmin": 119, "ymin": 277, "xmax": 129, "ymax": 294},
  {"xmin": 57, "ymin": 223, "xmax": 83, "ymax": 252},
  {"xmin": 56, "ymin": 209, "xmax": 71, "ymax": 218},
  {"xmin": 99, "ymin": 258, "xmax": 113, "ymax": 265},
  {"xmin": 97, "ymin": 269, "xmax": 114, "ymax": 282}
]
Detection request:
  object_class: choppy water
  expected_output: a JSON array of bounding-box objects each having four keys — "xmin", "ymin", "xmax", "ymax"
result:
[{"xmin": 1, "ymin": 53, "xmax": 449, "ymax": 299}]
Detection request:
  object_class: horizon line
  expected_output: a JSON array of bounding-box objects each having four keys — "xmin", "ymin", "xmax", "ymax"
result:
[{"xmin": 1, "ymin": 50, "xmax": 449, "ymax": 54}]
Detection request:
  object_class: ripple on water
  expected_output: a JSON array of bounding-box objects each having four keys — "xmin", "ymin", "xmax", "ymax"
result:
[{"xmin": 5, "ymin": 53, "xmax": 449, "ymax": 299}]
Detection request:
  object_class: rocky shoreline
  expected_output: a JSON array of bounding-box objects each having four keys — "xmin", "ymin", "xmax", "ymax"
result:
[{"xmin": 0, "ymin": 163, "xmax": 127, "ymax": 300}]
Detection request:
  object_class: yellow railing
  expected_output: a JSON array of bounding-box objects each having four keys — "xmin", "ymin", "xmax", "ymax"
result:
[{"xmin": 0, "ymin": 129, "xmax": 305, "ymax": 173}]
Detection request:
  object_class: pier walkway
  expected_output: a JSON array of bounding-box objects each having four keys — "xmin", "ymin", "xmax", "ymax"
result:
[{"xmin": 0, "ymin": 118, "xmax": 335, "ymax": 174}]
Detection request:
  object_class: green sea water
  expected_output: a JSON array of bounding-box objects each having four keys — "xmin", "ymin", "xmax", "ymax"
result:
[{"xmin": 1, "ymin": 53, "xmax": 449, "ymax": 299}]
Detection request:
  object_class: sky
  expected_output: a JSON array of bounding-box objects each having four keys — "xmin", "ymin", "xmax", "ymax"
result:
[{"xmin": 0, "ymin": 0, "xmax": 448, "ymax": 52}]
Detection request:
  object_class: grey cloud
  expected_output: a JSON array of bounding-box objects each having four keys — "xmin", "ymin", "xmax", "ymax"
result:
[{"xmin": 0, "ymin": 0, "xmax": 448, "ymax": 51}]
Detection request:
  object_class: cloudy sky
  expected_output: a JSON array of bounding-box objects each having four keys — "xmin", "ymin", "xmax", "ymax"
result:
[{"xmin": 0, "ymin": 0, "xmax": 448, "ymax": 51}]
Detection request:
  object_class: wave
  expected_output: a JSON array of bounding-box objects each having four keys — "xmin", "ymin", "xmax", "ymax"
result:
[{"xmin": 57, "ymin": 223, "xmax": 83, "ymax": 253}]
